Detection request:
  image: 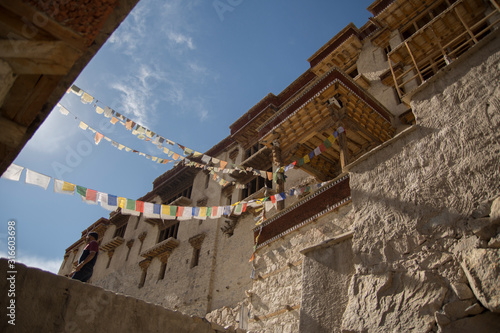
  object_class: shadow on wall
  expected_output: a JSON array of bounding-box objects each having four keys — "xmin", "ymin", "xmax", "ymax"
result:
[{"xmin": 0, "ymin": 259, "xmax": 242, "ymax": 333}]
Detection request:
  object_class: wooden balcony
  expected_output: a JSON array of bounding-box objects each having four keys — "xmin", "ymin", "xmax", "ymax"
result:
[
  {"xmin": 253, "ymin": 174, "xmax": 351, "ymax": 249},
  {"xmin": 387, "ymin": 0, "xmax": 500, "ymax": 102}
]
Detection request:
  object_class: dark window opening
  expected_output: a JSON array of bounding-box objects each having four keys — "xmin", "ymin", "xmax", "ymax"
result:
[
  {"xmin": 191, "ymin": 248, "xmax": 201, "ymax": 268},
  {"xmin": 348, "ymin": 67, "xmax": 358, "ymax": 79},
  {"xmin": 416, "ymin": 13, "xmax": 432, "ymax": 29},
  {"xmin": 158, "ymin": 222, "xmax": 179, "ymax": 243},
  {"xmin": 401, "ymin": 24, "xmax": 417, "ymax": 40},
  {"xmin": 164, "ymin": 185, "xmax": 193, "ymax": 204},
  {"xmin": 158, "ymin": 262, "xmax": 167, "ymax": 281},
  {"xmin": 245, "ymin": 143, "xmax": 264, "ymax": 159},
  {"xmin": 138, "ymin": 270, "xmax": 147, "ymax": 288},
  {"xmin": 242, "ymin": 167, "xmax": 273, "ymax": 199},
  {"xmin": 114, "ymin": 223, "xmax": 127, "ymax": 239}
]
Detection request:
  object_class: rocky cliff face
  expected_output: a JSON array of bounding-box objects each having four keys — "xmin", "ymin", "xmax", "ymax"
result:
[{"xmin": 342, "ymin": 35, "xmax": 500, "ymax": 332}]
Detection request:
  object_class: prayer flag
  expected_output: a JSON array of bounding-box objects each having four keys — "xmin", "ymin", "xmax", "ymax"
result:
[
  {"xmin": 169, "ymin": 205, "xmax": 178, "ymax": 217},
  {"xmin": 338, "ymin": 126, "xmax": 345, "ymax": 133},
  {"xmin": 59, "ymin": 105, "xmax": 69, "ymax": 116},
  {"xmin": 81, "ymin": 92, "xmax": 93, "ymax": 104},
  {"xmin": 184, "ymin": 148, "xmax": 193, "ymax": 155},
  {"xmin": 85, "ymin": 189, "xmax": 98, "ymax": 204},
  {"xmin": 1, "ymin": 164, "xmax": 24, "ymax": 181},
  {"xmin": 270, "ymin": 195, "xmax": 276, "ymax": 204},
  {"xmin": 328, "ymin": 134, "xmax": 336, "ymax": 144},
  {"xmin": 161, "ymin": 205, "xmax": 176, "ymax": 220},
  {"xmin": 95, "ymin": 132, "xmax": 104, "ymax": 145},
  {"xmin": 323, "ymin": 138, "xmax": 332, "ymax": 148},
  {"xmin": 206, "ymin": 207, "xmax": 212, "ymax": 217},
  {"xmin": 176, "ymin": 206, "xmax": 184, "ymax": 217},
  {"xmin": 79, "ymin": 121, "xmax": 88, "ymax": 130},
  {"xmin": 136, "ymin": 201, "xmax": 144, "ymax": 213},
  {"xmin": 143, "ymin": 202, "xmax": 160, "ymax": 218},
  {"xmin": 201, "ymin": 155, "xmax": 211, "ymax": 164},
  {"xmin": 308, "ymin": 151, "xmax": 315, "ymax": 159},
  {"xmin": 314, "ymin": 146, "xmax": 321, "ymax": 156},
  {"xmin": 319, "ymin": 143, "xmax": 327, "ymax": 153},
  {"xmin": 125, "ymin": 119, "xmax": 134, "ymax": 130},
  {"xmin": 303, "ymin": 154, "xmax": 310, "ymax": 164},
  {"xmin": 110, "ymin": 117, "xmax": 119, "ymax": 125},
  {"xmin": 54, "ymin": 179, "xmax": 75, "ymax": 195},
  {"xmin": 70, "ymin": 85, "xmax": 83, "ymax": 96},
  {"xmin": 99, "ymin": 193, "xmax": 118, "ymax": 211},
  {"xmin": 178, "ymin": 206, "xmax": 193, "ymax": 220},
  {"xmin": 104, "ymin": 107, "xmax": 113, "ymax": 118},
  {"xmin": 96, "ymin": 106, "xmax": 104, "ymax": 114},
  {"xmin": 25, "ymin": 169, "xmax": 51, "ymax": 190},
  {"xmin": 234, "ymin": 203, "xmax": 243, "ymax": 215}
]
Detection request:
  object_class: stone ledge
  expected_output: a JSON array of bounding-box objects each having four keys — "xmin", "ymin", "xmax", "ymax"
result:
[{"xmin": 300, "ymin": 231, "xmax": 354, "ymax": 255}]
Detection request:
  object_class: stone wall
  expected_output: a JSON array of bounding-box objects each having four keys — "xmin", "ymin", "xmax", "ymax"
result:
[
  {"xmin": 0, "ymin": 259, "xmax": 243, "ymax": 333},
  {"xmin": 342, "ymin": 32, "xmax": 500, "ymax": 332}
]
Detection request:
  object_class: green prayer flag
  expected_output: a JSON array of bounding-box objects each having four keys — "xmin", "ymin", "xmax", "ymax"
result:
[
  {"xmin": 126, "ymin": 199, "xmax": 136, "ymax": 210},
  {"xmin": 76, "ymin": 186, "xmax": 87, "ymax": 196},
  {"xmin": 169, "ymin": 205, "xmax": 178, "ymax": 216}
]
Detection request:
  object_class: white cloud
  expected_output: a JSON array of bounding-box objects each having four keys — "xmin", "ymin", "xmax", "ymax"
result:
[
  {"xmin": 167, "ymin": 31, "xmax": 195, "ymax": 50},
  {"xmin": 0, "ymin": 250, "xmax": 62, "ymax": 274},
  {"xmin": 110, "ymin": 64, "xmax": 166, "ymax": 126}
]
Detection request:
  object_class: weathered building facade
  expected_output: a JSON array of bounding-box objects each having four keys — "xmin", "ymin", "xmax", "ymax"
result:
[{"xmin": 59, "ymin": 0, "xmax": 500, "ymax": 332}]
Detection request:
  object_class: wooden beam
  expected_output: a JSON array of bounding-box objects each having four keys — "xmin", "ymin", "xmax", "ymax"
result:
[
  {"xmin": 0, "ymin": 40, "xmax": 81, "ymax": 62},
  {"xmin": 338, "ymin": 127, "xmax": 349, "ymax": 171},
  {"xmin": 0, "ymin": 0, "xmax": 86, "ymax": 51},
  {"xmin": 0, "ymin": 116, "xmax": 27, "ymax": 148},
  {"xmin": 5, "ymin": 58, "xmax": 72, "ymax": 75}
]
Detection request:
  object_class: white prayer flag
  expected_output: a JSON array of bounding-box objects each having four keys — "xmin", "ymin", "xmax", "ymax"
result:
[
  {"xmin": 178, "ymin": 207, "xmax": 193, "ymax": 221},
  {"xmin": 25, "ymin": 169, "xmax": 51, "ymax": 190},
  {"xmin": 98, "ymin": 193, "xmax": 118, "ymax": 211},
  {"xmin": 58, "ymin": 104, "xmax": 69, "ymax": 116},
  {"xmin": 1, "ymin": 164, "xmax": 24, "ymax": 181},
  {"xmin": 143, "ymin": 202, "xmax": 161, "ymax": 219}
]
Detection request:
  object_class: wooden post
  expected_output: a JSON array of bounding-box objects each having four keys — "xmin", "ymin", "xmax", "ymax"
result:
[
  {"xmin": 338, "ymin": 126, "xmax": 349, "ymax": 171},
  {"xmin": 272, "ymin": 139, "xmax": 285, "ymax": 211},
  {"xmin": 405, "ymin": 41, "xmax": 424, "ymax": 83}
]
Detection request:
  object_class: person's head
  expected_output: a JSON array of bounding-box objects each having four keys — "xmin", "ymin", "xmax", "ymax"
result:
[{"xmin": 88, "ymin": 232, "xmax": 99, "ymax": 241}]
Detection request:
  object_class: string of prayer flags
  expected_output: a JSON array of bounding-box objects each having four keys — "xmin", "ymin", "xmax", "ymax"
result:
[{"xmin": 1, "ymin": 163, "xmax": 24, "ymax": 181}]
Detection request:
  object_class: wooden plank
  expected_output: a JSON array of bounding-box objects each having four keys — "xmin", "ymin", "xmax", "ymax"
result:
[
  {"xmin": 1, "ymin": 75, "xmax": 40, "ymax": 120},
  {"xmin": 5, "ymin": 58, "xmax": 73, "ymax": 75},
  {"xmin": 0, "ymin": 0, "xmax": 86, "ymax": 51},
  {"xmin": 0, "ymin": 40, "xmax": 81, "ymax": 66},
  {"xmin": 0, "ymin": 115, "xmax": 27, "ymax": 148},
  {"xmin": 14, "ymin": 74, "xmax": 61, "ymax": 126}
]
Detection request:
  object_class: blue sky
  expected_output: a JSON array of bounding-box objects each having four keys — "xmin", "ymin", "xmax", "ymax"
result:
[{"xmin": 0, "ymin": 0, "xmax": 375, "ymax": 273}]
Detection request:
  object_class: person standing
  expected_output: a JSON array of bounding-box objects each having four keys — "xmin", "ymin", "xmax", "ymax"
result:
[{"xmin": 71, "ymin": 231, "xmax": 99, "ymax": 282}]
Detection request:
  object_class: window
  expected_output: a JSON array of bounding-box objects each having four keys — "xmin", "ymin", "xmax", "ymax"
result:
[
  {"xmin": 164, "ymin": 185, "xmax": 193, "ymax": 204},
  {"xmin": 205, "ymin": 172, "xmax": 210, "ymax": 189},
  {"xmin": 191, "ymin": 248, "xmax": 201, "ymax": 268},
  {"xmin": 138, "ymin": 270, "xmax": 147, "ymax": 288},
  {"xmin": 158, "ymin": 222, "xmax": 179, "ymax": 243},
  {"xmin": 242, "ymin": 168, "xmax": 273, "ymax": 199},
  {"xmin": 114, "ymin": 223, "xmax": 127, "ymax": 238},
  {"xmin": 348, "ymin": 67, "xmax": 358, "ymax": 79},
  {"xmin": 245, "ymin": 143, "xmax": 263, "ymax": 159},
  {"xmin": 158, "ymin": 262, "xmax": 167, "ymax": 281}
]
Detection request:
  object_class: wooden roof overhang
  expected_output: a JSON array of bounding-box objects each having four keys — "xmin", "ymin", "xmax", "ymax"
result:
[
  {"xmin": 100, "ymin": 236, "xmax": 124, "ymax": 252},
  {"xmin": 0, "ymin": 0, "xmax": 140, "ymax": 175},
  {"xmin": 140, "ymin": 237, "xmax": 180, "ymax": 259},
  {"xmin": 257, "ymin": 68, "xmax": 396, "ymax": 181},
  {"xmin": 387, "ymin": 0, "xmax": 498, "ymax": 101},
  {"xmin": 308, "ymin": 23, "xmax": 364, "ymax": 76}
]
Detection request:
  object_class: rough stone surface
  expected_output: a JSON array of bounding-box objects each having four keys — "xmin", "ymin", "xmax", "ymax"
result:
[
  {"xmin": 459, "ymin": 248, "xmax": 500, "ymax": 313},
  {"xmin": 450, "ymin": 282, "xmax": 474, "ymax": 300},
  {"xmin": 443, "ymin": 299, "xmax": 475, "ymax": 320},
  {"xmin": 342, "ymin": 271, "xmax": 447, "ymax": 332},
  {"xmin": 299, "ymin": 237, "xmax": 354, "ymax": 333},
  {"xmin": 343, "ymin": 33, "xmax": 500, "ymax": 332},
  {"xmin": 441, "ymin": 311, "xmax": 500, "ymax": 333}
]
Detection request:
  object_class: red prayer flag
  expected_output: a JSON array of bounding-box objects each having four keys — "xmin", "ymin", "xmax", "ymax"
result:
[
  {"xmin": 319, "ymin": 143, "xmax": 327, "ymax": 152},
  {"xmin": 176, "ymin": 206, "xmax": 184, "ymax": 217},
  {"xmin": 86, "ymin": 189, "xmax": 97, "ymax": 202},
  {"xmin": 135, "ymin": 201, "xmax": 144, "ymax": 213},
  {"xmin": 271, "ymin": 195, "xmax": 276, "ymax": 203}
]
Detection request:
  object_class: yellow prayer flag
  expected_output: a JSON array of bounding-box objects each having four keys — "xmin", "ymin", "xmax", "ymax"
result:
[
  {"xmin": 303, "ymin": 154, "xmax": 310, "ymax": 164},
  {"xmin": 199, "ymin": 207, "xmax": 207, "ymax": 217},
  {"xmin": 118, "ymin": 197, "xmax": 126, "ymax": 209},
  {"xmin": 62, "ymin": 181, "xmax": 75, "ymax": 192},
  {"xmin": 162, "ymin": 205, "xmax": 170, "ymax": 216},
  {"xmin": 328, "ymin": 134, "xmax": 336, "ymax": 144}
]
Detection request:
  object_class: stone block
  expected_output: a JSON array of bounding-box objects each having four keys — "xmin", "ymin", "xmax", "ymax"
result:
[
  {"xmin": 450, "ymin": 282, "xmax": 474, "ymax": 300},
  {"xmin": 491, "ymin": 197, "xmax": 500, "ymax": 221},
  {"xmin": 435, "ymin": 311, "xmax": 451, "ymax": 326},
  {"xmin": 459, "ymin": 249, "xmax": 500, "ymax": 312},
  {"xmin": 464, "ymin": 302, "xmax": 485, "ymax": 316},
  {"xmin": 488, "ymin": 234, "xmax": 500, "ymax": 248},
  {"xmin": 443, "ymin": 299, "xmax": 475, "ymax": 320},
  {"xmin": 441, "ymin": 311, "xmax": 500, "ymax": 333},
  {"xmin": 469, "ymin": 217, "xmax": 499, "ymax": 240}
]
